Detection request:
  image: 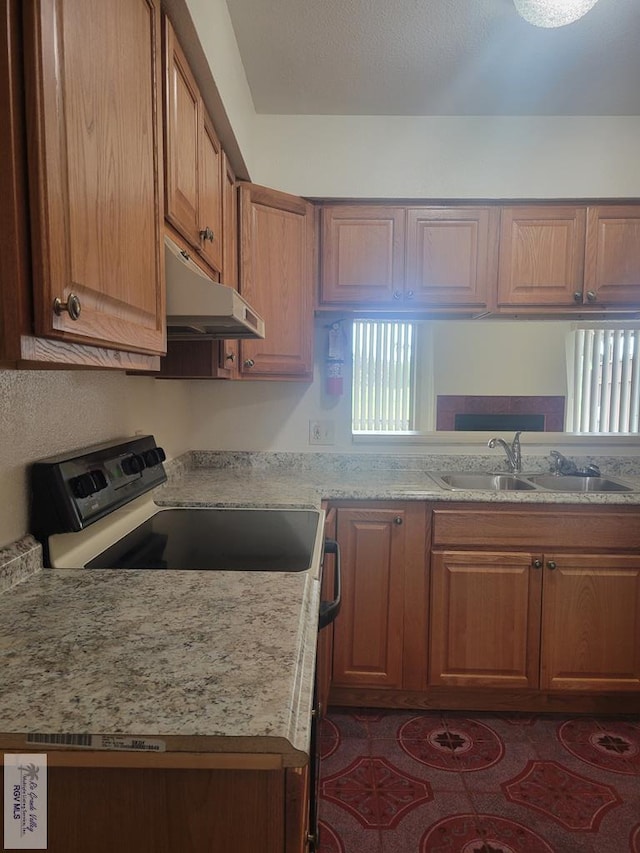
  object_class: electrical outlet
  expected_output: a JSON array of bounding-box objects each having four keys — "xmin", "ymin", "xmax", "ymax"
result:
[{"xmin": 309, "ymin": 419, "xmax": 335, "ymax": 445}]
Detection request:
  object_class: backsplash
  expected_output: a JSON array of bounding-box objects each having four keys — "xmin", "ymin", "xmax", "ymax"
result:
[
  {"xmin": 0, "ymin": 536, "xmax": 42, "ymax": 594},
  {"xmin": 191, "ymin": 450, "xmax": 640, "ymax": 478}
]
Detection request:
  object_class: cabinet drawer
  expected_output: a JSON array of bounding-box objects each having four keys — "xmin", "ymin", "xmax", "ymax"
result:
[{"xmin": 432, "ymin": 506, "xmax": 640, "ymax": 551}]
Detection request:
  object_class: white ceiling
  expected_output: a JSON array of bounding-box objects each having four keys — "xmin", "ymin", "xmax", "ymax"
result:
[{"xmin": 224, "ymin": 0, "xmax": 640, "ymax": 116}]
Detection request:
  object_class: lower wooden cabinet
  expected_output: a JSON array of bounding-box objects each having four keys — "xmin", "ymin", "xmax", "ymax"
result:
[
  {"xmin": 540, "ymin": 553, "xmax": 640, "ymax": 692},
  {"xmin": 430, "ymin": 504, "xmax": 640, "ymax": 708},
  {"xmin": 330, "ymin": 502, "xmax": 428, "ymax": 694},
  {"xmin": 327, "ymin": 500, "xmax": 640, "ymax": 713},
  {"xmin": 31, "ymin": 763, "xmax": 308, "ymax": 853},
  {"xmin": 429, "ymin": 550, "xmax": 542, "ymax": 690},
  {"xmin": 430, "ymin": 549, "xmax": 640, "ymax": 693}
]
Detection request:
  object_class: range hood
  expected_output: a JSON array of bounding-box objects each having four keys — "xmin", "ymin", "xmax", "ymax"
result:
[{"xmin": 165, "ymin": 236, "xmax": 265, "ymax": 340}]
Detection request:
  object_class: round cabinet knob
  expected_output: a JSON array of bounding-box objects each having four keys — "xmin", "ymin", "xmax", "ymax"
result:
[
  {"xmin": 53, "ymin": 293, "xmax": 81, "ymax": 320},
  {"xmin": 532, "ymin": 559, "xmax": 543, "ymax": 569},
  {"xmin": 393, "ymin": 290, "xmax": 402, "ymax": 300},
  {"xmin": 243, "ymin": 359, "xmax": 255, "ymax": 369},
  {"xmin": 225, "ymin": 352, "xmax": 236, "ymax": 362},
  {"xmin": 70, "ymin": 470, "xmax": 107, "ymax": 499},
  {"xmin": 121, "ymin": 454, "xmax": 146, "ymax": 475},
  {"xmin": 547, "ymin": 560, "xmax": 557, "ymax": 571},
  {"xmin": 586, "ymin": 290, "xmax": 597, "ymax": 302},
  {"xmin": 394, "ymin": 516, "xmax": 403, "ymax": 525},
  {"xmin": 573, "ymin": 292, "xmax": 583, "ymax": 303},
  {"xmin": 406, "ymin": 290, "xmax": 414, "ymax": 299},
  {"xmin": 143, "ymin": 447, "xmax": 166, "ymax": 468}
]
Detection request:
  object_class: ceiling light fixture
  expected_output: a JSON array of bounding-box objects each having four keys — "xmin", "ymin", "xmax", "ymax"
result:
[{"xmin": 513, "ymin": 0, "xmax": 600, "ymax": 27}]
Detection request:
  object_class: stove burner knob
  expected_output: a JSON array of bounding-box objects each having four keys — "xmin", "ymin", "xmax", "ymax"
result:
[
  {"xmin": 121, "ymin": 454, "xmax": 146, "ymax": 475},
  {"xmin": 143, "ymin": 447, "xmax": 166, "ymax": 467},
  {"xmin": 89, "ymin": 470, "xmax": 108, "ymax": 492},
  {"xmin": 70, "ymin": 470, "xmax": 107, "ymax": 499}
]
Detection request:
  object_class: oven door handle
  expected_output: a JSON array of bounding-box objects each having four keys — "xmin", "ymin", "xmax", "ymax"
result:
[{"xmin": 318, "ymin": 538, "xmax": 341, "ymax": 629}]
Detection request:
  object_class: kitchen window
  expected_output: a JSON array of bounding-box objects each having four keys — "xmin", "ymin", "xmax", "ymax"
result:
[
  {"xmin": 351, "ymin": 319, "xmax": 421, "ymax": 434},
  {"xmin": 566, "ymin": 325, "xmax": 640, "ymax": 433}
]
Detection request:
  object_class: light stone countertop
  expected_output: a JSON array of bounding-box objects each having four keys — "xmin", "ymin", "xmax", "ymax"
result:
[{"xmin": 0, "ymin": 567, "xmax": 319, "ymax": 765}]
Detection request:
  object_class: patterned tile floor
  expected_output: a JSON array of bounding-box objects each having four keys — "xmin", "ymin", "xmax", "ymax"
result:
[{"xmin": 318, "ymin": 708, "xmax": 640, "ymax": 853}]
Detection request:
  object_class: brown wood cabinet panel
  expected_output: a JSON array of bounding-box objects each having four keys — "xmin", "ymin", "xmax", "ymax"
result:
[
  {"xmin": 320, "ymin": 206, "xmax": 406, "ymax": 304},
  {"xmin": 406, "ymin": 207, "xmax": 498, "ymax": 309},
  {"xmin": 540, "ymin": 554, "xmax": 640, "ymax": 692},
  {"xmin": 24, "ymin": 0, "xmax": 165, "ymax": 356},
  {"xmin": 239, "ymin": 183, "xmax": 314, "ymax": 380},
  {"xmin": 285, "ymin": 766, "xmax": 310, "ymax": 853},
  {"xmin": 432, "ymin": 506, "xmax": 640, "ymax": 551},
  {"xmin": 198, "ymin": 109, "xmax": 223, "ymax": 272},
  {"xmin": 333, "ymin": 508, "xmax": 406, "ymax": 688},
  {"xmin": 332, "ymin": 503, "xmax": 427, "ymax": 690},
  {"xmin": 221, "ymin": 151, "xmax": 239, "ymax": 375},
  {"xmin": 497, "ymin": 206, "xmax": 586, "ymax": 308},
  {"xmin": 585, "ymin": 205, "xmax": 640, "ymax": 307},
  {"xmin": 164, "ymin": 16, "xmax": 200, "ymax": 246},
  {"xmin": 0, "ymin": 0, "xmax": 31, "ymax": 364},
  {"xmin": 429, "ymin": 551, "xmax": 542, "ymax": 689},
  {"xmin": 39, "ymin": 766, "xmax": 284, "ymax": 853}
]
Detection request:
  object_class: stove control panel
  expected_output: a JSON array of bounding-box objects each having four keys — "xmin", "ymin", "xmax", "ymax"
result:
[{"xmin": 31, "ymin": 435, "xmax": 168, "ymax": 538}]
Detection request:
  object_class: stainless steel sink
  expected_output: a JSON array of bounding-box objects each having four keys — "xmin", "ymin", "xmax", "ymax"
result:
[
  {"xmin": 524, "ymin": 474, "xmax": 634, "ymax": 493},
  {"xmin": 430, "ymin": 473, "xmax": 537, "ymax": 491}
]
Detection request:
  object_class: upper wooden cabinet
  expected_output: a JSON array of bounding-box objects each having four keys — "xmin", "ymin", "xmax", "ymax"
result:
[
  {"xmin": 164, "ymin": 17, "xmax": 222, "ymax": 274},
  {"xmin": 238, "ymin": 184, "xmax": 315, "ymax": 381},
  {"xmin": 320, "ymin": 205, "xmax": 499, "ymax": 311},
  {"xmin": 498, "ymin": 204, "xmax": 640, "ymax": 311},
  {"xmin": 497, "ymin": 206, "xmax": 587, "ymax": 309},
  {"xmin": 7, "ymin": 0, "xmax": 166, "ymax": 365},
  {"xmin": 585, "ymin": 205, "xmax": 640, "ymax": 307},
  {"xmin": 320, "ymin": 206, "xmax": 406, "ymax": 304}
]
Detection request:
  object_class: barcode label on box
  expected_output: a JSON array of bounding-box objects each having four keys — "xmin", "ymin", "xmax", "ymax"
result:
[{"xmin": 26, "ymin": 733, "xmax": 165, "ymax": 752}]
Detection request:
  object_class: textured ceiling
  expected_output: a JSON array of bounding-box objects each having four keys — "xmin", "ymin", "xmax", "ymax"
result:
[{"xmin": 225, "ymin": 0, "xmax": 640, "ymax": 115}]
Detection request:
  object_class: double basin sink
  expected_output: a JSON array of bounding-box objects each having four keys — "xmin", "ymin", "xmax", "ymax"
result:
[{"xmin": 430, "ymin": 472, "xmax": 637, "ymax": 493}]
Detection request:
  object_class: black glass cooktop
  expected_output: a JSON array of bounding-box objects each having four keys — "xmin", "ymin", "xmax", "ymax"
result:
[{"xmin": 86, "ymin": 508, "xmax": 320, "ymax": 572}]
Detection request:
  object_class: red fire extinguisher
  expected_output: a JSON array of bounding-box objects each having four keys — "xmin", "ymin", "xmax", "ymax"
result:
[{"xmin": 326, "ymin": 321, "xmax": 346, "ymax": 396}]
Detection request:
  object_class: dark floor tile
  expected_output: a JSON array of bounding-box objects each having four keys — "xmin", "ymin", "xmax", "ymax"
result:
[{"xmin": 321, "ymin": 708, "xmax": 640, "ymax": 853}]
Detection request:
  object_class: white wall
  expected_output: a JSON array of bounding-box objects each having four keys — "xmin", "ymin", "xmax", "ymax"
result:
[
  {"xmin": 186, "ymin": 319, "xmax": 598, "ymax": 454},
  {"xmin": 0, "ymin": 370, "xmax": 192, "ymax": 548},
  {"xmin": 250, "ymin": 115, "xmax": 640, "ymax": 198},
  {"xmin": 184, "ymin": 0, "xmax": 257, "ymax": 174}
]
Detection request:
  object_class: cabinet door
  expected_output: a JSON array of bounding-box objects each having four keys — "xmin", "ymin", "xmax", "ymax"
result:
[
  {"xmin": 497, "ymin": 206, "xmax": 586, "ymax": 308},
  {"xmin": 584, "ymin": 205, "xmax": 640, "ymax": 307},
  {"xmin": 320, "ymin": 206, "xmax": 405, "ymax": 305},
  {"xmin": 332, "ymin": 505, "xmax": 424, "ymax": 689},
  {"xmin": 238, "ymin": 184, "xmax": 314, "ymax": 380},
  {"xmin": 163, "ymin": 16, "xmax": 200, "ymax": 248},
  {"xmin": 429, "ymin": 551, "xmax": 542, "ymax": 690},
  {"xmin": 540, "ymin": 553, "xmax": 640, "ymax": 692},
  {"xmin": 197, "ymin": 108, "xmax": 223, "ymax": 272},
  {"xmin": 406, "ymin": 207, "xmax": 498, "ymax": 309},
  {"xmin": 220, "ymin": 152, "xmax": 239, "ymax": 376},
  {"xmin": 24, "ymin": 0, "xmax": 165, "ymax": 355}
]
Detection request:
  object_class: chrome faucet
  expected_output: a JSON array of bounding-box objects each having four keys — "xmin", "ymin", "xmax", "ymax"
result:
[
  {"xmin": 550, "ymin": 450, "xmax": 601, "ymax": 477},
  {"xmin": 488, "ymin": 431, "xmax": 522, "ymax": 473}
]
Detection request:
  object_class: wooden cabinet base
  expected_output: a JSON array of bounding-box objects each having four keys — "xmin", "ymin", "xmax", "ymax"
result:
[
  {"xmin": 3, "ymin": 765, "xmax": 307, "ymax": 853},
  {"xmin": 329, "ymin": 685, "xmax": 640, "ymax": 715}
]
